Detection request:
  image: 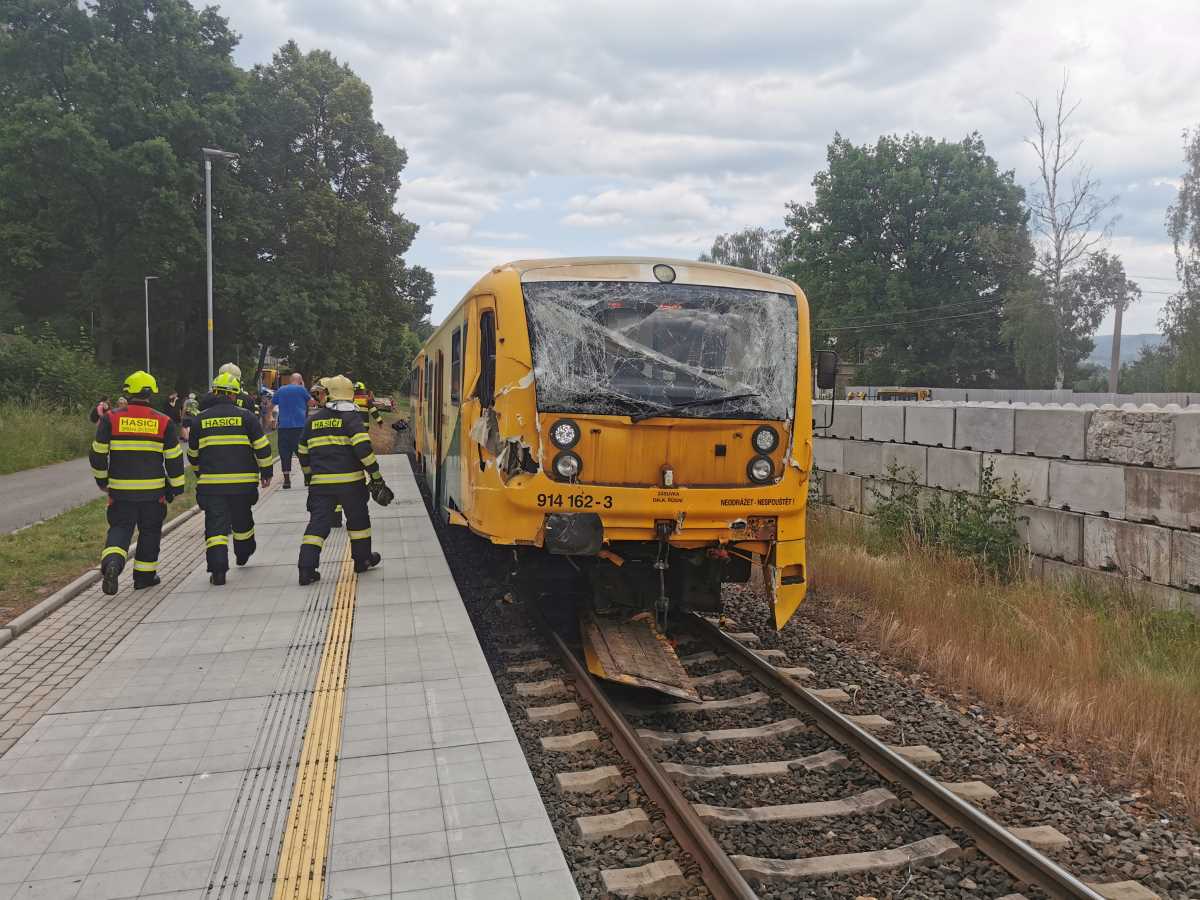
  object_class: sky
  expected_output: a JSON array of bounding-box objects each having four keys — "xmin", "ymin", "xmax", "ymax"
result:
[{"xmin": 223, "ymin": 0, "xmax": 1199, "ymax": 333}]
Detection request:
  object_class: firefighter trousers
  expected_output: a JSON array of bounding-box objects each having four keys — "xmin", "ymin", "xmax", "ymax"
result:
[
  {"xmin": 299, "ymin": 484, "xmax": 371, "ymax": 571},
  {"xmin": 102, "ymin": 499, "xmax": 166, "ymax": 586},
  {"xmin": 199, "ymin": 494, "xmax": 257, "ymax": 573}
]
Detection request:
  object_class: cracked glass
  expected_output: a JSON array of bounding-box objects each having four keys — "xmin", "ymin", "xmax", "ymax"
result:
[{"xmin": 523, "ymin": 281, "xmax": 797, "ymax": 421}]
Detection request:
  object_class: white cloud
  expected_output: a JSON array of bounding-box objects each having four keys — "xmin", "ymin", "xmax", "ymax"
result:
[{"xmin": 223, "ymin": 0, "xmax": 1200, "ymax": 325}]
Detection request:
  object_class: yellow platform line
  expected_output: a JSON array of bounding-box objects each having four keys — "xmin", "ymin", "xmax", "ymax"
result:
[{"xmin": 272, "ymin": 546, "xmax": 357, "ymax": 900}]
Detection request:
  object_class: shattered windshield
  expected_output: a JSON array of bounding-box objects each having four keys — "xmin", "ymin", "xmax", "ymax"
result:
[{"xmin": 523, "ymin": 281, "xmax": 797, "ymax": 421}]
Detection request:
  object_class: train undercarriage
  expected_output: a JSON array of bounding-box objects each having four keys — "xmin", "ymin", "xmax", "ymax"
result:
[{"xmin": 509, "ymin": 540, "xmax": 753, "ymax": 701}]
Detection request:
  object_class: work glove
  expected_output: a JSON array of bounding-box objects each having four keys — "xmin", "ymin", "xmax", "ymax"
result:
[
  {"xmin": 369, "ymin": 477, "xmax": 394, "ymax": 507},
  {"xmin": 261, "ymin": 474, "xmax": 273, "ymax": 488},
  {"xmin": 164, "ymin": 488, "xmax": 178, "ymax": 504}
]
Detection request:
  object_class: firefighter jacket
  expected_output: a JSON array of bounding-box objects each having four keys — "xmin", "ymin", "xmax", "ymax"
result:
[
  {"xmin": 354, "ymin": 389, "xmax": 384, "ymax": 426},
  {"xmin": 187, "ymin": 397, "xmax": 273, "ymax": 495},
  {"xmin": 90, "ymin": 400, "xmax": 186, "ymax": 501},
  {"xmin": 298, "ymin": 400, "xmax": 380, "ymax": 493}
]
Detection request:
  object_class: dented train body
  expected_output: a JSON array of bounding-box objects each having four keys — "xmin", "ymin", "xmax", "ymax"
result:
[{"xmin": 410, "ymin": 257, "xmax": 814, "ymax": 655}]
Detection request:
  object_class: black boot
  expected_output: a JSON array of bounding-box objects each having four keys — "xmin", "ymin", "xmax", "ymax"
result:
[
  {"xmin": 210, "ymin": 571, "xmax": 227, "ymax": 586},
  {"xmin": 299, "ymin": 568, "xmax": 321, "ymax": 586},
  {"xmin": 282, "ymin": 474, "xmax": 291, "ymax": 489},
  {"xmin": 133, "ymin": 575, "xmax": 161, "ymax": 590},
  {"xmin": 353, "ymin": 552, "xmax": 382, "ymax": 574},
  {"xmin": 235, "ymin": 551, "xmax": 252, "ymax": 567},
  {"xmin": 101, "ymin": 557, "xmax": 121, "ymax": 596}
]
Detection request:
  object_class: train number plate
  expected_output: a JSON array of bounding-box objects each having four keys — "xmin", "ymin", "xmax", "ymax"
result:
[{"xmin": 537, "ymin": 493, "xmax": 613, "ymax": 510}]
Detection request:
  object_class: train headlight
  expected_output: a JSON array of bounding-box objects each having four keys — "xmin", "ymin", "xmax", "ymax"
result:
[
  {"xmin": 550, "ymin": 418, "xmax": 580, "ymax": 449},
  {"xmin": 747, "ymin": 456, "xmax": 773, "ymax": 483},
  {"xmin": 752, "ymin": 426, "xmax": 779, "ymax": 453},
  {"xmin": 553, "ymin": 451, "xmax": 582, "ymax": 480}
]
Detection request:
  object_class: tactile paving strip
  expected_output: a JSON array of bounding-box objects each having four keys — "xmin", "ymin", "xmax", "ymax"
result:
[{"xmin": 204, "ymin": 528, "xmax": 350, "ymax": 900}]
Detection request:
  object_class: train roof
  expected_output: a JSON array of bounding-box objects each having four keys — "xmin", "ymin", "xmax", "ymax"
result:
[{"xmin": 497, "ymin": 256, "xmax": 797, "ymax": 294}]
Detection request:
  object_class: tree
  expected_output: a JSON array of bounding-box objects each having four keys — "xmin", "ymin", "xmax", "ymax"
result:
[
  {"xmin": 227, "ymin": 42, "xmax": 433, "ymax": 390},
  {"xmin": 1153, "ymin": 126, "xmax": 1200, "ymax": 391},
  {"xmin": 780, "ymin": 133, "xmax": 1033, "ymax": 387},
  {"xmin": 1119, "ymin": 344, "xmax": 1174, "ymax": 393},
  {"xmin": 1021, "ymin": 75, "xmax": 1118, "ymax": 387},
  {"xmin": 700, "ymin": 227, "xmax": 784, "ymax": 274}
]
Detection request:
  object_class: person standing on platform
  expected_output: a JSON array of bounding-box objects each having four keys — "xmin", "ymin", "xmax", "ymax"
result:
[
  {"xmin": 187, "ymin": 372, "xmax": 274, "ymax": 585},
  {"xmin": 89, "ymin": 371, "xmax": 186, "ymax": 595},
  {"xmin": 295, "ymin": 375, "xmax": 392, "ymax": 585},
  {"xmin": 272, "ymin": 372, "xmax": 311, "ymax": 490}
]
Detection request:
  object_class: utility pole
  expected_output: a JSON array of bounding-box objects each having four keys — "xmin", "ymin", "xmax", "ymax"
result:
[
  {"xmin": 1108, "ymin": 298, "xmax": 1124, "ymax": 394},
  {"xmin": 143, "ymin": 275, "xmax": 159, "ymax": 371},
  {"xmin": 202, "ymin": 147, "xmax": 239, "ymax": 381}
]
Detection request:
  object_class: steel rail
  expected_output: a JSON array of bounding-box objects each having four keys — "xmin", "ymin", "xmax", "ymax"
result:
[
  {"xmin": 689, "ymin": 613, "xmax": 1105, "ymax": 900},
  {"xmin": 532, "ymin": 614, "xmax": 758, "ymax": 900}
]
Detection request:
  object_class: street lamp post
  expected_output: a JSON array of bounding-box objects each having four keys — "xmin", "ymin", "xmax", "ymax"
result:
[
  {"xmin": 202, "ymin": 147, "xmax": 239, "ymax": 381},
  {"xmin": 143, "ymin": 275, "xmax": 159, "ymax": 372}
]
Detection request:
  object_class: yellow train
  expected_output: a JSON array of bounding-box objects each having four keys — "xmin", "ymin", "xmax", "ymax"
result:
[{"xmin": 409, "ymin": 257, "xmax": 835, "ymax": 697}]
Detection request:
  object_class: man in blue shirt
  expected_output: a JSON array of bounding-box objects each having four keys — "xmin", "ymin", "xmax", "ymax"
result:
[{"xmin": 273, "ymin": 372, "xmax": 313, "ymax": 489}]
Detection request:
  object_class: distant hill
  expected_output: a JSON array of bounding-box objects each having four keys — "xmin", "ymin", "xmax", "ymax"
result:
[{"xmin": 1088, "ymin": 333, "xmax": 1164, "ymax": 367}]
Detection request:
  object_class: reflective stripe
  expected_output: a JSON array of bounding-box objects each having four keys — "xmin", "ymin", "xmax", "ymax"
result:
[
  {"xmin": 252, "ymin": 436, "xmax": 270, "ymax": 450},
  {"xmin": 102, "ymin": 546, "xmax": 127, "ymax": 560},
  {"xmin": 258, "ymin": 457, "xmax": 274, "ymax": 469},
  {"xmin": 206, "ymin": 535, "xmax": 230, "ymax": 548},
  {"xmin": 301, "ymin": 466, "xmax": 312, "ymax": 475},
  {"xmin": 306, "ymin": 435, "xmax": 352, "ymax": 448},
  {"xmin": 347, "ymin": 528, "xmax": 371, "ymax": 540},
  {"xmin": 132, "ymin": 560, "xmax": 158, "ymax": 572},
  {"xmin": 197, "ymin": 473, "xmax": 258, "ymax": 485},
  {"xmin": 232, "ymin": 528, "xmax": 255, "ymax": 541},
  {"xmin": 164, "ymin": 445, "xmax": 184, "ymax": 460},
  {"xmin": 168, "ymin": 475, "xmax": 186, "ymax": 488},
  {"xmin": 302, "ymin": 535, "xmax": 325, "ymax": 547},
  {"xmin": 110, "ymin": 439, "xmax": 164, "ymax": 452},
  {"xmin": 92, "ymin": 441, "xmax": 109, "ymax": 453},
  {"xmin": 186, "ymin": 446, "xmax": 200, "ymax": 458},
  {"xmin": 91, "ymin": 468, "xmax": 109, "ymax": 479},
  {"xmin": 350, "ymin": 432, "xmax": 371, "ymax": 445},
  {"xmin": 198, "ymin": 435, "xmax": 251, "ymax": 448},
  {"xmin": 361, "ymin": 453, "xmax": 378, "ymax": 467},
  {"xmin": 310, "ymin": 472, "xmax": 367, "ymax": 485},
  {"xmin": 108, "ymin": 477, "xmax": 166, "ymax": 490},
  {"xmin": 297, "ymin": 443, "xmax": 308, "ymax": 453}
]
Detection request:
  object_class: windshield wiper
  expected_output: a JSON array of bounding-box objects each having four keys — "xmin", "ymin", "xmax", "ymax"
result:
[{"xmin": 630, "ymin": 392, "xmax": 762, "ymax": 423}]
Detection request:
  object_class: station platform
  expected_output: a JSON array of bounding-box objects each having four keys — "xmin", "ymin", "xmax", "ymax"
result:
[{"xmin": 0, "ymin": 455, "xmax": 579, "ymax": 900}]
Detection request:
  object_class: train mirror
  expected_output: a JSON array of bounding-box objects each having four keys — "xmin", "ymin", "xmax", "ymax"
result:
[{"xmin": 815, "ymin": 350, "xmax": 838, "ymax": 391}]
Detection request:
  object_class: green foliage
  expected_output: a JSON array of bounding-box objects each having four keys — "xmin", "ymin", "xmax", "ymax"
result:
[
  {"xmin": 1119, "ymin": 344, "xmax": 1175, "ymax": 392},
  {"xmin": 0, "ymin": 2, "xmax": 432, "ymax": 394},
  {"xmin": 868, "ymin": 461, "xmax": 1025, "ymax": 578},
  {"xmin": 781, "ymin": 133, "xmax": 1033, "ymax": 386},
  {"xmin": 0, "ymin": 329, "xmax": 122, "ymax": 409}
]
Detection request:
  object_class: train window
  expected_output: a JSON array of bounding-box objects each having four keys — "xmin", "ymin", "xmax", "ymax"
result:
[
  {"xmin": 425, "ymin": 357, "xmax": 433, "ymax": 409},
  {"xmin": 450, "ymin": 329, "xmax": 462, "ymax": 405},
  {"xmin": 477, "ymin": 311, "xmax": 496, "ymax": 407}
]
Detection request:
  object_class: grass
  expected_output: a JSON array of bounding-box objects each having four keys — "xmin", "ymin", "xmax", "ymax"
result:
[
  {"xmin": 0, "ymin": 471, "xmax": 199, "ymax": 627},
  {"xmin": 808, "ymin": 507, "xmax": 1200, "ymax": 820},
  {"xmin": 0, "ymin": 400, "xmax": 95, "ymax": 475}
]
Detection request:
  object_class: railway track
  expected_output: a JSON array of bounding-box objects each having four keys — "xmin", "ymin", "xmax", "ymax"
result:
[{"xmin": 511, "ymin": 608, "xmax": 1162, "ymax": 900}]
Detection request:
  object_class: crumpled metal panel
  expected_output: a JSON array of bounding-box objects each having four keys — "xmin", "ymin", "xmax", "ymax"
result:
[{"xmin": 580, "ymin": 608, "xmax": 699, "ymax": 702}]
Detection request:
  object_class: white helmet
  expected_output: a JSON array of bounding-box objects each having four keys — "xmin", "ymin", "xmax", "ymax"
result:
[{"xmin": 218, "ymin": 362, "xmax": 242, "ymax": 379}]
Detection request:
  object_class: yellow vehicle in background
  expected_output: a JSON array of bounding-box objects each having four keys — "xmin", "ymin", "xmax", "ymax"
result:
[{"xmin": 409, "ymin": 257, "xmax": 835, "ymax": 697}]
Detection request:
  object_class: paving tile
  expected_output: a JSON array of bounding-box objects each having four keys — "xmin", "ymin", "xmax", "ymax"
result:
[
  {"xmin": 390, "ymin": 831, "xmax": 449, "ymax": 864},
  {"xmin": 76, "ymin": 864, "xmax": 150, "ymax": 899},
  {"xmin": 451, "ymin": 848, "xmax": 513, "ymax": 884},
  {"xmin": 516, "ymin": 869, "xmax": 580, "ymax": 899},
  {"xmin": 388, "ymin": 807, "xmax": 445, "ymax": 837},
  {"xmin": 325, "ymin": 864, "xmax": 390, "ymax": 899},
  {"xmin": 390, "ymin": 857, "xmax": 452, "ymax": 891},
  {"xmin": 448, "ymin": 823, "xmax": 506, "ymax": 856},
  {"xmin": 455, "ymin": 876, "xmax": 521, "ymax": 900}
]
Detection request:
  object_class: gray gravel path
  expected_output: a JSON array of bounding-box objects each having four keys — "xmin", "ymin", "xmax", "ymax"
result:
[{"xmin": 0, "ymin": 456, "xmax": 98, "ymax": 533}]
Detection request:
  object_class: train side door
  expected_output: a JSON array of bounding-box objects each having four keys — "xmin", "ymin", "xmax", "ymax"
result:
[
  {"xmin": 434, "ymin": 350, "xmax": 445, "ymax": 511},
  {"xmin": 462, "ymin": 295, "xmax": 498, "ymax": 515}
]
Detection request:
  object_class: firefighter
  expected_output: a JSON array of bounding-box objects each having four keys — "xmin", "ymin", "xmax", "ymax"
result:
[
  {"xmin": 90, "ymin": 371, "xmax": 186, "ymax": 596},
  {"xmin": 188, "ymin": 372, "xmax": 274, "ymax": 585},
  {"xmin": 353, "ymin": 380, "xmax": 385, "ymax": 427},
  {"xmin": 218, "ymin": 362, "xmax": 260, "ymax": 415},
  {"xmin": 296, "ymin": 375, "xmax": 392, "ymax": 585}
]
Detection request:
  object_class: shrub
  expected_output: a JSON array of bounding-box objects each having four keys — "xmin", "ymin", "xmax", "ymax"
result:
[
  {"xmin": 868, "ymin": 461, "xmax": 1026, "ymax": 578},
  {"xmin": 0, "ymin": 327, "xmax": 122, "ymax": 411}
]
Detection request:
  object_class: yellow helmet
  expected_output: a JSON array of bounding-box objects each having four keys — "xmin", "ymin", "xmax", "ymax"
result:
[
  {"xmin": 354, "ymin": 381, "xmax": 366, "ymax": 391},
  {"xmin": 122, "ymin": 371, "xmax": 158, "ymax": 395},
  {"xmin": 211, "ymin": 371, "xmax": 241, "ymax": 394},
  {"xmin": 325, "ymin": 375, "xmax": 356, "ymax": 401}
]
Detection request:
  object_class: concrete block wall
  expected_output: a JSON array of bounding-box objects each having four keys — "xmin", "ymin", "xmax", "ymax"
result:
[{"xmin": 810, "ymin": 399, "xmax": 1200, "ymax": 615}]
